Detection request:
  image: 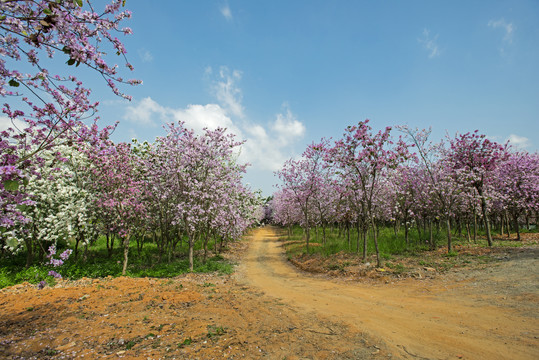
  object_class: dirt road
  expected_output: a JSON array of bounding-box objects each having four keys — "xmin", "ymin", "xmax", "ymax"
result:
[{"xmin": 239, "ymin": 227, "xmax": 539, "ymax": 359}]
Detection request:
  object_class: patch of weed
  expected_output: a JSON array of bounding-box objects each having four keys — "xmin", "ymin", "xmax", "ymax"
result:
[
  {"xmin": 179, "ymin": 337, "xmax": 192, "ymax": 347},
  {"xmin": 207, "ymin": 325, "xmax": 227, "ymax": 339}
]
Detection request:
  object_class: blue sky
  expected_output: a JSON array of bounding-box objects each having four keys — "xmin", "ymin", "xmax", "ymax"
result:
[{"xmin": 4, "ymin": 1, "xmax": 538, "ymax": 196}]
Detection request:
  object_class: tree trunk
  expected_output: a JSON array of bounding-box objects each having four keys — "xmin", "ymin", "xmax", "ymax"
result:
[
  {"xmin": 473, "ymin": 212, "xmax": 477, "ymax": 242},
  {"xmin": 404, "ymin": 220, "xmax": 409, "ymax": 245},
  {"xmin": 416, "ymin": 218, "xmax": 422, "ymax": 243},
  {"xmin": 122, "ymin": 236, "xmax": 130, "ymax": 275},
  {"xmin": 446, "ymin": 216, "xmax": 452, "ymax": 253},
  {"xmin": 106, "ymin": 233, "xmax": 115, "ymax": 258},
  {"xmin": 356, "ymin": 221, "xmax": 361, "ymax": 254},
  {"xmin": 370, "ymin": 216, "xmax": 381, "ymax": 267},
  {"xmin": 74, "ymin": 237, "xmax": 80, "ymax": 259},
  {"xmin": 136, "ymin": 232, "xmax": 145, "ymax": 255},
  {"xmin": 188, "ymin": 237, "xmax": 195, "ymax": 272},
  {"xmin": 305, "ymin": 227, "xmax": 310, "ymax": 253},
  {"xmin": 362, "ymin": 229, "xmax": 368, "ymax": 262},
  {"xmin": 25, "ymin": 238, "xmax": 34, "ymax": 268},
  {"xmin": 429, "ymin": 219, "xmax": 434, "ymax": 249},
  {"xmin": 504, "ymin": 211, "xmax": 511, "ymax": 237},
  {"xmin": 203, "ymin": 232, "xmax": 209, "ymax": 264},
  {"xmin": 513, "ymin": 212, "xmax": 521, "ymax": 241},
  {"xmin": 346, "ymin": 223, "xmax": 350, "ymax": 250},
  {"xmin": 477, "ymin": 188, "xmax": 493, "ymax": 246},
  {"xmin": 83, "ymin": 242, "xmax": 88, "ymax": 262}
]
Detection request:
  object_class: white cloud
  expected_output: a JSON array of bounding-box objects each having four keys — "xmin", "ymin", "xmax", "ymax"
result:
[
  {"xmin": 123, "ymin": 97, "xmax": 306, "ymax": 172},
  {"xmin": 212, "ymin": 66, "xmax": 244, "ymax": 118},
  {"xmin": 241, "ymin": 126, "xmax": 286, "ymax": 171},
  {"xmin": 124, "ymin": 97, "xmax": 240, "ymax": 135},
  {"xmin": 220, "ymin": 3, "xmax": 233, "ymax": 21},
  {"xmin": 0, "ymin": 116, "xmax": 27, "ymax": 133},
  {"xmin": 138, "ymin": 48, "xmax": 154, "ymax": 63},
  {"xmin": 172, "ymin": 103, "xmax": 242, "ymax": 137},
  {"xmin": 271, "ymin": 105, "xmax": 306, "ymax": 146},
  {"xmin": 124, "ymin": 67, "xmax": 307, "ymax": 175},
  {"xmin": 488, "ymin": 18, "xmax": 515, "ymax": 56},
  {"xmin": 123, "ymin": 97, "xmax": 168, "ymax": 126},
  {"xmin": 240, "ymin": 106, "xmax": 306, "ymax": 171},
  {"xmin": 418, "ymin": 28, "xmax": 440, "ymax": 59},
  {"xmin": 506, "ymin": 134, "xmax": 531, "ymax": 150},
  {"xmin": 488, "ymin": 18, "xmax": 514, "ymax": 44}
]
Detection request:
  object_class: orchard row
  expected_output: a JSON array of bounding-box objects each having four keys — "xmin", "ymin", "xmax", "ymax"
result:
[
  {"xmin": 270, "ymin": 121, "xmax": 538, "ymax": 266},
  {"xmin": 2, "ymin": 122, "xmax": 261, "ymax": 273}
]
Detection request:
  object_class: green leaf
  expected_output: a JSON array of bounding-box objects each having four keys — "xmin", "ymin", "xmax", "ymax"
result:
[
  {"xmin": 74, "ymin": 0, "xmax": 83, "ymax": 7},
  {"xmin": 43, "ymin": 9, "xmax": 53, "ymax": 15},
  {"xmin": 6, "ymin": 237, "xmax": 19, "ymax": 250},
  {"xmin": 122, "ymin": 0, "xmax": 126, "ymax": 6},
  {"xmin": 16, "ymin": 204, "xmax": 30, "ymax": 212},
  {"xmin": 67, "ymin": 59, "xmax": 76, "ymax": 66},
  {"xmin": 8, "ymin": 79, "xmax": 20, "ymax": 87},
  {"xmin": 3, "ymin": 180, "xmax": 20, "ymax": 191}
]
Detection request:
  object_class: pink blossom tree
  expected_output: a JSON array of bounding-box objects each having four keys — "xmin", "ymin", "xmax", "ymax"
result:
[
  {"xmin": 494, "ymin": 151, "xmax": 539, "ymax": 240},
  {"xmin": 85, "ymin": 141, "xmax": 146, "ymax": 275},
  {"xmin": 153, "ymin": 122, "xmax": 252, "ymax": 271},
  {"xmin": 399, "ymin": 126, "xmax": 470, "ymax": 252},
  {"xmin": 445, "ymin": 131, "xmax": 508, "ymax": 246},
  {"xmin": 271, "ymin": 189, "xmax": 302, "ymax": 238},
  {"xmin": 276, "ymin": 141, "xmax": 329, "ymax": 252},
  {"xmin": 327, "ymin": 120, "xmax": 411, "ymax": 266}
]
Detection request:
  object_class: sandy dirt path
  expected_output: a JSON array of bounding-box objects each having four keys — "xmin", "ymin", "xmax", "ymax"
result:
[{"xmin": 238, "ymin": 227, "xmax": 539, "ymax": 360}]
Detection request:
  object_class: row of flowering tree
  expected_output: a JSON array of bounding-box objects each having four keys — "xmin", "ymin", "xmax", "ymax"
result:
[
  {"xmin": 140, "ymin": 122, "xmax": 259, "ymax": 272},
  {"xmin": 2, "ymin": 122, "xmax": 260, "ymax": 274},
  {"xmin": 273, "ymin": 121, "xmax": 539, "ymax": 266}
]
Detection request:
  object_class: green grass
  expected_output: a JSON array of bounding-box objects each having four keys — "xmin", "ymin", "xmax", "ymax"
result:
[
  {"xmin": 0, "ymin": 235, "xmax": 234, "ymax": 289},
  {"xmin": 385, "ymin": 262, "xmax": 407, "ymax": 274},
  {"xmin": 281, "ymin": 224, "xmax": 537, "ymax": 260},
  {"xmin": 284, "ymin": 225, "xmax": 435, "ymax": 257}
]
